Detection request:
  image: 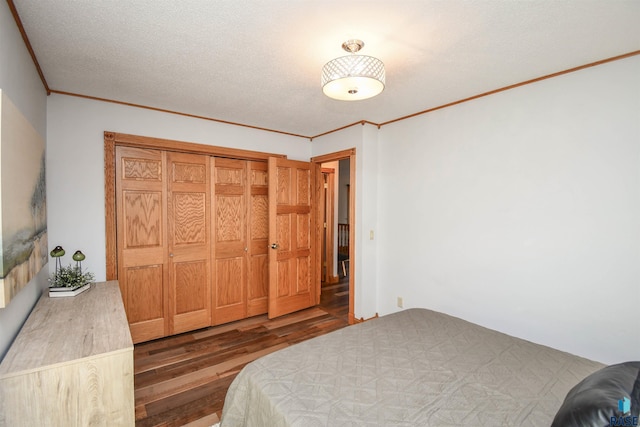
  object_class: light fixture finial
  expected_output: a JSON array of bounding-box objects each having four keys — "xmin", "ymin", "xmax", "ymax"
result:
[{"xmin": 341, "ymin": 39, "xmax": 364, "ymax": 54}]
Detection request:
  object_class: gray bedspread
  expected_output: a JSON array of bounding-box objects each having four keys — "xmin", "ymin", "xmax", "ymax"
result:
[{"xmin": 220, "ymin": 308, "xmax": 603, "ymax": 426}]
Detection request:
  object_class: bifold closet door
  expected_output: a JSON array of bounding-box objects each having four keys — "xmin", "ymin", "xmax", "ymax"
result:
[
  {"xmin": 246, "ymin": 161, "xmax": 269, "ymax": 316},
  {"xmin": 116, "ymin": 147, "xmax": 212, "ymax": 343},
  {"xmin": 166, "ymin": 152, "xmax": 212, "ymax": 335},
  {"xmin": 212, "ymin": 159, "xmax": 269, "ymax": 325},
  {"xmin": 117, "ymin": 149, "xmax": 268, "ymax": 339},
  {"xmin": 116, "ymin": 146, "xmax": 169, "ymax": 343},
  {"xmin": 212, "ymin": 158, "xmax": 248, "ymax": 324}
]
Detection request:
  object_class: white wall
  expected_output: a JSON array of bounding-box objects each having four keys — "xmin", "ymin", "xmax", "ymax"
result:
[
  {"xmin": 46, "ymin": 94, "xmax": 311, "ymax": 282},
  {"xmin": 376, "ymin": 55, "xmax": 640, "ymax": 364},
  {"xmin": 311, "ymin": 124, "xmax": 379, "ymax": 320},
  {"xmin": 0, "ymin": 1, "xmax": 49, "ymax": 360}
]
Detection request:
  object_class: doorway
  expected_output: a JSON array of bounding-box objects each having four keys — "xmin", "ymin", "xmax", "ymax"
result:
[{"xmin": 312, "ymin": 149, "xmax": 355, "ymax": 324}]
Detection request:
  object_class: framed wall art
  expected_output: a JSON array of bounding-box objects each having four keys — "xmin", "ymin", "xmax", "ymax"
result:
[{"xmin": 0, "ymin": 89, "xmax": 47, "ymax": 308}]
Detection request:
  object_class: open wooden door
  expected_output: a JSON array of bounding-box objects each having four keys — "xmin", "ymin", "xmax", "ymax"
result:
[{"xmin": 268, "ymin": 157, "xmax": 317, "ymax": 318}]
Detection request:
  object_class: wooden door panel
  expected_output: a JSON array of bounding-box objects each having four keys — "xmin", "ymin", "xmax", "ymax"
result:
[
  {"xmin": 172, "ymin": 259, "xmax": 210, "ymax": 333},
  {"xmin": 297, "ymin": 213, "xmax": 310, "ymax": 249},
  {"xmin": 171, "ymin": 161, "xmax": 206, "ymax": 184},
  {"xmin": 124, "ymin": 264, "xmax": 165, "ymax": 342},
  {"xmin": 213, "ymin": 257, "xmax": 246, "ymax": 324},
  {"xmin": 251, "ymin": 167, "xmax": 268, "ymax": 186},
  {"xmin": 268, "ymin": 158, "xmax": 316, "ymax": 318},
  {"xmin": 274, "ymin": 257, "xmax": 311, "ymax": 297},
  {"xmin": 172, "ymin": 193, "xmax": 206, "ymax": 244},
  {"xmin": 122, "ymin": 156, "xmax": 162, "ymax": 181},
  {"xmin": 116, "ymin": 146, "xmax": 168, "ymax": 344},
  {"xmin": 215, "ymin": 258, "xmax": 244, "ymax": 306},
  {"xmin": 250, "ymin": 195, "xmax": 268, "ymax": 239},
  {"xmin": 120, "ymin": 248, "xmax": 164, "ymax": 268},
  {"xmin": 173, "ymin": 261, "xmax": 208, "ymax": 314},
  {"xmin": 122, "ymin": 191, "xmax": 163, "ymax": 248},
  {"xmin": 296, "ymin": 168, "xmax": 310, "ymax": 205},
  {"xmin": 216, "ymin": 195, "xmax": 245, "ymax": 242},
  {"xmin": 276, "ymin": 260, "xmax": 291, "ymax": 297},
  {"xmin": 167, "ymin": 152, "xmax": 211, "ymax": 335},
  {"xmin": 276, "ymin": 214, "xmax": 292, "ymax": 252},
  {"xmin": 248, "ymin": 253, "xmax": 268, "ymax": 306},
  {"xmin": 297, "ymin": 256, "xmax": 311, "ymax": 293},
  {"xmin": 247, "ymin": 162, "xmax": 269, "ymax": 316},
  {"xmin": 276, "ymin": 166, "xmax": 291, "ymax": 204},
  {"xmin": 216, "ymin": 164, "xmax": 244, "ymax": 185},
  {"xmin": 212, "ymin": 158, "xmax": 247, "ymax": 325}
]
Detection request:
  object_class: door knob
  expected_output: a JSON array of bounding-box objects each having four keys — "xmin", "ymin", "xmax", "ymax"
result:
[
  {"xmin": 169, "ymin": 253, "xmax": 174, "ymax": 257},
  {"xmin": 270, "ymin": 243, "xmax": 279, "ymax": 250}
]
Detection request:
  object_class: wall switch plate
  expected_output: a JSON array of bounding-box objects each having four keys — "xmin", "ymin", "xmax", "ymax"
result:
[
  {"xmin": 369, "ymin": 230, "xmax": 374, "ymax": 240},
  {"xmin": 397, "ymin": 297, "xmax": 403, "ymax": 308}
]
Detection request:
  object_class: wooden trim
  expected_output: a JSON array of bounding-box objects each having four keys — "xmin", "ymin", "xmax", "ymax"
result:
[
  {"xmin": 310, "ymin": 163, "xmax": 319, "ymax": 308},
  {"xmin": 49, "ymin": 51, "xmax": 640, "ymax": 142},
  {"xmin": 104, "ymin": 131, "xmax": 288, "ymax": 281},
  {"xmin": 104, "ymin": 132, "xmax": 117, "ymax": 280},
  {"xmin": 309, "ymin": 120, "xmax": 377, "ymax": 141},
  {"xmin": 323, "ymin": 169, "xmax": 335, "ymax": 283},
  {"xmin": 6, "ymin": 0, "xmax": 50, "ymax": 94},
  {"xmin": 308, "ymin": 50, "xmax": 640, "ymax": 137},
  {"xmin": 347, "ymin": 152, "xmax": 355, "ymax": 325},
  {"xmin": 353, "ymin": 313, "xmax": 379, "ymax": 324},
  {"xmin": 314, "ymin": 162, "xmax": 323, "ymax": 302},
  {"xmin": 52, "ymin": 90, "xmax": 310, "ymax": 139},
  {"xmin": 106, "ymin": 131, "xmax": 287, "ymax": 161},
  {"xmin": 311, "ymin": 148, "xmax": 356, "ymax": 164},
  {"xmin": 379, "ymin": 50, "xmax": 640, "ymax": 127}
]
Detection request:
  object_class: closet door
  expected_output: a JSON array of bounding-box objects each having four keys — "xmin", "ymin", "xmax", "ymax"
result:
[
  {"xmin": 212, "ymin": 158, "xmax": 247, "ymax": 325},
  {"xmin": 167, "ymin": 152, "xmax": 212, "ymax": 334},
  {"xmin": 247, "ymin": 161, "xmax": 269, "ymax": 316},
  {"xmin": 116, "ymin": 147, "xmax": 168, "ymax": 343}
]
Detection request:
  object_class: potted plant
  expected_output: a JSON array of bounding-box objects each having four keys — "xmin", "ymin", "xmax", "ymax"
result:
[
  {"xmin": 49, "ymin": 264, "xmax": 95, "ymax": 290},
  {"xmin": 48, "ymin": 246, "xmax": 95, "ymax": 297}
]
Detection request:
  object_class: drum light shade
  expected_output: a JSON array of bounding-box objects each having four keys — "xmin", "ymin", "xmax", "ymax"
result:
[{"xmin": 321, "ymin": 40, "xmax": 385, "ymax": 101}]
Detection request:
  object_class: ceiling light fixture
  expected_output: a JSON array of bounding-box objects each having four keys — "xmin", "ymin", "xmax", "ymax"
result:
[{"xmin": 321, "ymin": 39, "xmax": 385, "ymax": 101}]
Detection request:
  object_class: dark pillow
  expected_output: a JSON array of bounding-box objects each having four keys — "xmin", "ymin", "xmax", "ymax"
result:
[{"xmin": 551, "ymin": 361, "xmax": 640, "ymax": 427}]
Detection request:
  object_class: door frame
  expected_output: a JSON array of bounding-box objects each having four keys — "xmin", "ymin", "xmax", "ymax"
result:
[
  {"xmin": 311, "ymin": 149, "xmax": 356, "ymax": 324},
  {"xmin": 321, "ymin": 168, "xmax": 337, "ymax": 284}
]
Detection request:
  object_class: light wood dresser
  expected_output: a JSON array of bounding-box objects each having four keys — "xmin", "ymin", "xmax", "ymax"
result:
[{"xmin": 0, "ymin": 280, "xmax": 134, "ymax": 426}]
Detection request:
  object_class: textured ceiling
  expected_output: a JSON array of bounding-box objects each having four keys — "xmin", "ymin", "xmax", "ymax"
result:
[{"xmin": 12, "ymin": 0, "xmax": 640, "ymax": 138}]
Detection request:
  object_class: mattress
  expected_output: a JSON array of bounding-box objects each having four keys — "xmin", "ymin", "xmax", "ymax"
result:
[{"xmin": 220, "ymin": 308, "xmax": 603, "ymax": 426}]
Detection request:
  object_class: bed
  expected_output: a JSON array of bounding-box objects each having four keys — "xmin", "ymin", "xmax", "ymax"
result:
[{"xmin": 220, "ymin": 308, "xmax": 610, "ymax": 426}]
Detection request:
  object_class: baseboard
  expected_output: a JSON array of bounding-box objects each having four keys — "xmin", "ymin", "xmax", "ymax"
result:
[
  {"xmin": 326, "ymin": 275, "xmax": 339, "ymax": 284},
  {"xmin": 352, "ymin": 313, "xmax": 379, "ymax": 324}
]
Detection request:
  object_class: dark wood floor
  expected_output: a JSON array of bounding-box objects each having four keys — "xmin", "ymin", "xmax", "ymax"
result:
[{"xmin": 134, "ymin": 277, "xmax": 349, "ymax": 427}]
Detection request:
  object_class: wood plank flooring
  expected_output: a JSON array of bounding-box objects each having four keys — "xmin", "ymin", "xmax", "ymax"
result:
[{"xmin": 134, "ymin": 278, "xmax": 349, "ymax": 426}]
